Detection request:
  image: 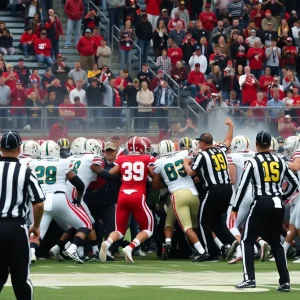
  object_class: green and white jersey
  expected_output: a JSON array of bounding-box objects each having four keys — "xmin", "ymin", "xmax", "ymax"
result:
[
  {"xmin": 28, "ymin": 158, "xmax": 71, "ymax": 194},
  {"xmin": 66, "ymin": 154, "xmax": 103, "ymax": 199},
  {"xmin": 154, "ymin": 150, "xmax": 198, "ymax": 195}
]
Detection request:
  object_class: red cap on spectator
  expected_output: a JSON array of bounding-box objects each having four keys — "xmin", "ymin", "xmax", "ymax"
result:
[
  {"xmin": 158, "ymin": 70, "xmax": 164, "ymax": 74},
  {"xmin": 227, "ymin": 60, "xmax": 233, "ymax": 65},
  {"xmin": 265, "ymin": 9, "xmax": 271, "ymax": 15},
  {"xmin": 205, "ymin": 3, "xmax": 211, "ymax": 8}
]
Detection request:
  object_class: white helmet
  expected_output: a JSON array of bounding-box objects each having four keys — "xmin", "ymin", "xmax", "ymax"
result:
[
  {"xmin": 158, "ymin": 140, "xmax": 175, "ymax": 157},
  {"xmin": 269, "ymin": 136, "xmax": 279, "ymax": 153},
  {"xmin": 192, "ymin": 139, "xmax": 200, "ymax": 155},
  {"xmin": 283, "ymin": 136, "xmax": 299, "ymax": 159},
  {"xmin": 85, "ymin": 139, "xmax": 101, "ymax": 155},
  {"xmin": 230, "ymin": 135, "xmax": 250, "ymax": 153},
  {"xmin": 20, "ymin": 140, "xmax": 40, "ymax": 158},
  {"xmin": 40, "ymin": 140, "xmax": 60, "ymax": 158},
  {"xmin": 71, "ymin": 137, "xmax": 87, "ymax": 155}
]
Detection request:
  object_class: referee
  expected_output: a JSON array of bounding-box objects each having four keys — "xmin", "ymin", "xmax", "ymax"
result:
[
  {"xmin": 184, "ymin": 118, "xmax": 235, "ymax": 261},
  {"xmin": 233, "ymin": 131, "xmax": 298, "ymax": 291},
  {"xmin": 0, "ymin": 131, "xmax": 45, "ymax": 300}
]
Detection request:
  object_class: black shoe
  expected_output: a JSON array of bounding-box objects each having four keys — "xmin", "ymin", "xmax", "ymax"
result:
[
  {"xmin": 202, "ymin": 255, "xmax": 218, "ymax": 262},
  {"xmin": 161, "ymin": 242, "xmax": 172, "ymax": 260},
  {"xmin": 235, "ymin": 279, "xmax": 256, "ymax": 289},
  {"xmin": 277, "ymin": 283, "xmax": 291, "ymax": 292},
  {"xmin": 192, "ymin": 251, "xmax": 210, "ymax": 262}
]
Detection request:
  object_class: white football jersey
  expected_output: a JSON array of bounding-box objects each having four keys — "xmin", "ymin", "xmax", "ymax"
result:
[
  {"xmin": 154, "ymin": 150, "xmax": 198, "ymax": 194},
  {"xmin": 28, "ymin": 158, "xmax": 71, "ymax": 194},
  {"xmin": 66, "ymin": 154, "xmax": 102, "ymax": 199},
  {"xmin": 19, "ymin": 155, "xmax": 33, "ymax": 166},
  {"xmin": 289, "ymin": 150, "xmax": 300, "ymax": 189},
  {"xmin": 227, "ymin": 151, "xmax": 255, "ymax": 191}
]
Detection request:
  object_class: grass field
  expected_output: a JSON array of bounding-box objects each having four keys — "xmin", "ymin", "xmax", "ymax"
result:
[{"xmin": 2, "ymin": 255, "xmax": 300, "ymax": 300}]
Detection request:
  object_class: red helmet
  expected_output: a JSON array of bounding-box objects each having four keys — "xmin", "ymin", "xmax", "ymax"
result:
[
  {"xmin": 126, "ymin": 136, "xmax": 146, "ymax": 154},
  {"xmin": 141, "ymin": 137, "xmax": 152, "ymax": 154},
  {"xmin": 37, "ymin": 139, "xmax": 45, "ymax": 146}
]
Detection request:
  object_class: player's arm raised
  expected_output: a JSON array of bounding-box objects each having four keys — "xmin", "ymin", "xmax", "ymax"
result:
[{"xmin": 223, "ymin": 118, "xmax": 234, "ymax": 148}]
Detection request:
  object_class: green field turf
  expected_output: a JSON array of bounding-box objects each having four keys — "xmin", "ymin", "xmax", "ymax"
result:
[{"xmin": 1, "ymin": 255, "xmax": 300, "ymax": 300}]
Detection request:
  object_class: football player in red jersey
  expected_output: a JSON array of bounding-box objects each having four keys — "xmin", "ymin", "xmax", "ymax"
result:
[{"xmin": 99, "ymin": 136, "xmax": 155, "ymax": 263}]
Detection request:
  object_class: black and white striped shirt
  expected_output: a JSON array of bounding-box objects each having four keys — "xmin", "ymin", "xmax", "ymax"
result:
[
  {"xmin": 191, "ymin": 145, "xmax": 231, "ymax": 187},
  {"xmin": 233, "ymin": 152, "xmax": 298, "ymax": 211},
  {"xmin": 226, "ymin": 0, "xmax": 245, "ymax": 18},
  {"xmin": 0, "ymin": 157, "xmax": 45, "ymax": 220}
]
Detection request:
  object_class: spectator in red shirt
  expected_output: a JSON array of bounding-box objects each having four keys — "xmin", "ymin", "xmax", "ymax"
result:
[
  {"xmin": 10, "ymin": 80, "xmax": 27, "ymax": 129},
  {"xmin": 26, "ymin": 80, "xmax": 47, "ymax": 102},
  {"xmin": 34, "ymin": 30, "xmax": 53, "ymax": 66},
  {"xmin": 19, "ymin": 27, "xmax": 37, "ymax": 58},
  {"xmin": 249, "ymin": 2, "xmax": 265, "ymax": 29},
  {"xmin": 74, "ymin": 96, "xmax": 87, "ymax": 129},
  {"xmin": 278, "ymin": 115, "xmax": 298, "ymax": 139},
  {"xmin": 199, "ymin": 3, "xmax": 217, "ymax": 40},
  {"xmin": 250, "ymin": 91, "xmax": 267, "ymax": 122},
  {"xmin": 59, "ymin": 95, "xmax": 75, "ymax": 127},
  {"xmin": 195, "ymin": 82, "xmax": 211, "ymax": 110},
  {"xmin": 167, "ymin": 12, "xmax": 185, "ymax": 31},
  {"xmin": 188, "ymin": 63, "xmax": 205, "ymax": 97},
  {"xmin": 239, "ymin": 66, "xmax": 260, "ymax": 106},
  {"xmin": 49, "ymin": 118, "xmax": 68, "ymax": 141},
  {"xmin": 259, "ymin": 67, "xmax": 273, "ymax": 94},
  {"xmin": 76, "ymin": 28, "xmax": 98, "ymax": 71},
  {"xmin": 92, "ymin": 26, "xmax": 104, "ymax": 48},
  {"xmin": 2, "ymin": 63, "xmax": 19, "ymax": 91},
  {"xmin": 145, "ymin": 0, "xmax": 162, "ymax": 29},
  {"xmin": 282, "ymin": 37, "xmax": 297, "ymax": 71},
  {"xmin": 246, "ymin": 40, "xmax": 265, "ymax": 79},
  {"xmin": 83, "ymin": 9, "xmax": 100, "ymax": 33},
  {"xmin": 167, "ymin": 41, "xmax": 183, "ymax": 66}
]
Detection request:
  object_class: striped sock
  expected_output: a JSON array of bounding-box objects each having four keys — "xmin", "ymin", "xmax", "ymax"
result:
[{"xmin": 129, "ymin": 238, "xmax": 141, "ymax": 250}]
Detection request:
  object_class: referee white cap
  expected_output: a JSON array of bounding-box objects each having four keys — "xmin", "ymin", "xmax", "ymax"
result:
[
  {"xmin": 256, "ymin": 131, "xmax": 271, "ymax": 146},
  {"xmin": 0, "ymin": 131, "xmax": 22, "ymax": 149}
]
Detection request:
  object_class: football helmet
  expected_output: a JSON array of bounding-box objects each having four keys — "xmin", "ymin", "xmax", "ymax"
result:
[
  {"xmin": 37, "ymin": 139, "xmax": 45, "ymax": 146},
  {"xmin": 40, "ymin": 140, "xmax": 60, "ymax": 158},
  {"xmin": 126, "ymin": 136, "xmax": 146, "ymax": 154},
  {"xmin": 57, "ymin": 138, "xmax": 70, "ymax": 149},
  {"xmin": 283, "ymin": 136, "xmax": 299, "ymax": 159},
  {"xmin": 269, "ymin": 136, "xmax": 279, "ymax": 153},
  {"xmin": 141, "ymin": 137, "xmax": 152, "ymax": 154},
  {"xmin": 158, "ymin": 140, "xmax": 176, "ymax": 156},
  {"xmin": 86, "ymin": 139, "xmax": 101, "ymax": 155},
  {"xmin": 71, "ymin": 137, "xmax": 87, "ymax": 155},
  {"xmin": 97, "ymin": 139, "xmax": 105, "ymax": 154},
  {"xmin": 20, "ymin": 140, "xmax": 40, "ymax": 158},
  {"xmin": 179, "ymin": 137, "xmax": 193, "ymax": 150},
  {"xmin": 230, "ymin": 135, "xmax": 250, "ymax": 153}
]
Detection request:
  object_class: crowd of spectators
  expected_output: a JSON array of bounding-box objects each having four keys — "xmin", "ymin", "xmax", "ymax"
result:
[{"xmin": 1, "ymin": 0, "xmax": 300, "ymax": 137}]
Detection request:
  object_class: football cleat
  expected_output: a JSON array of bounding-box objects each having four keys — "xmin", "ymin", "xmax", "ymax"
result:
[
  {"xmin": 260, "ymin": 241, "xmax": 271, "ymax": 262},
  {"xmin": 65, "ymin": 248, "xmax": 84, "ymax": 264},
  {"xmin": 161, "ymin": 242, "xmax": 172, "ymax": 260},
  {"xmin": 277, "ymin": 283, "xmax": 291, "ymax": 292},
  {"xmin": 228, "ymin": 256, "xmax": 243, "ymax": 264},
  {"xmin": 292, "ymin": 258, "xmax": 300, "ymax": 263},
  {"xmin": 221, "ymin": 244, "xmax": 230, "ymax": 260},
  {"xmin": 133, "ymin": 248, "xmax": 146, "ymax": 257},
  {"xmin": 235, "ymin": 279, "xmax": 256, "ymax": 289},
  {"xmin": 49, "ymin": 245, "xmax": 65, "ymax": 261},
  {"xmin": 99, "ymin": 241, "xmax": 109, "ymax": 263},
  {"xmin": 31, "ymin": 249, "xmax": 36, "ymax": 265},
  {"xmin": 122, "ymin": 246, "xmax": 134, "ymax": 263},
  {"xmin": 192, "ymin": 251, "xmax": 210, "ymax": 262},
  {"xmin": 226, "ymin": 240, "xmax": 239, "ymax": 260}
]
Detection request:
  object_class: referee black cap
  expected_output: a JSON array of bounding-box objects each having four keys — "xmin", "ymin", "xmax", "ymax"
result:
[
  {"xmin": 196, "ymin": 133, "xmax": 213, "ymax": 145},
  {"xmin": 0, "ymin": 131, "xmax": 22, "ymax": 150},
  {"xmin": 256, "ymin": 131, "xmax": 271, "ymax": 146}
]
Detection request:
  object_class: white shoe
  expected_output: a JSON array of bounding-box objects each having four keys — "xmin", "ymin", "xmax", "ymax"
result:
[
  {"xmin": 77, "ymin": 246, "xmax": 84, "ymax": 258},
  {"xmin": 65, "ymin": 247, "xmax": 84, "ymax": 264},
  {"xmin": 122, "ymin": 246, "xmax": 134, "ymax": 263},
  {"xmin": 260, "ymin": 241, "xmax": 271, "ymax": 262},
  {"xmin": 31, "ymin": 249, "xmax": 36, "ymax": 265},
  {"xmin": 99, "ymin": 241, "xmax": 109, "ymax": 263},
  {"xmin": 49, "ymin": 245, "xmax": 65, "ymax": 261},
  {"xmin": 293, "ymin": 258, "xmax": 300, "ymax": 263},
  {"xmin": 269, "ymin": 257, "xmax": 276, "ymax": 262},
  {"xmin": 133, "ymin": 248, "xmax": 146, "ymax": 256}
]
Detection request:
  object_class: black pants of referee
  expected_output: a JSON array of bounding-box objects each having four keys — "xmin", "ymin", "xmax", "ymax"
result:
[
  {"xmin": 0, "ymin": 219, "xmax": 33, "ymax": 300},
  {"xmin": 199, "ymin": 184, "xmax": 235, "ymax": 257},
  {"xmin": 241, "ymin": 196, "xmax": 289, "ymax": 284}
]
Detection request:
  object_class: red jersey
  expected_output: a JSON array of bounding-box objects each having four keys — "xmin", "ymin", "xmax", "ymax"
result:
[
  {"xmin": 115, "ymin": 154, "xmax": 155, "ymax": 194},
  {"xmin": 259, "ymin": 75, "xmax": 273, "ymax": 94}
]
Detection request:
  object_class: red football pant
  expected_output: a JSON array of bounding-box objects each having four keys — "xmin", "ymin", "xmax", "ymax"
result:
[{"xmin": 115, "ymin": 192, "xmax": 154, "ymax": 236}]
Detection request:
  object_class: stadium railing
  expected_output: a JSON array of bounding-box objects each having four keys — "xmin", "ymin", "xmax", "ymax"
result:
[
  {"xmin": 186, "ymin": 96, "xmax": 207, "ymax": 129},
  {"xmin": 3, "ymin": 106, "xmax": 183, "ymax": 135}
]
